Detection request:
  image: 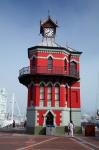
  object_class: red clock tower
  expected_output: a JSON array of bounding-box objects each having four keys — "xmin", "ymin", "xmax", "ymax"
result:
[{"xmin": 19, "ymin": 16, "xmax": 82, "ymax": 134}]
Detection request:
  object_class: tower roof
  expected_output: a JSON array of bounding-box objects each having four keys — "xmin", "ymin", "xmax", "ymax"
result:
[{"xmin": 40, "ymin": 16, "xmax": 58, "ymax": 34}]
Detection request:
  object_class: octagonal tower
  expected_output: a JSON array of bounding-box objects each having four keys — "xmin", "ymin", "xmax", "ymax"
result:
[{"xmin": 18, "ymin": 16, "xmax": 82, "ymax": 134}]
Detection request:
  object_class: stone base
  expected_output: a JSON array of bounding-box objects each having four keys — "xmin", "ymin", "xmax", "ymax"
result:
[
  {"xmin": 26, "ymin": 126, "xmax": 46, "ymax": 135},
  {"xmin": 26, "ymin": 126, "xmax": 82, "ymax": 135},
  {"xmin": 26, "ymin": 126, "xmax": 65, "ymax": 135}
]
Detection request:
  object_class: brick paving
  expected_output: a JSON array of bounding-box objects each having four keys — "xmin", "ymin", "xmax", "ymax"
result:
[{"xmin": 0, "ymin": 132, "xmax": 98, "ymax": 150}]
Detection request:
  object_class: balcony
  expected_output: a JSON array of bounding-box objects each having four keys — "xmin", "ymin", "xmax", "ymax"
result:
[{"xmin": 19, "ymin": 66, "xmax": 79, "ymax": 79}]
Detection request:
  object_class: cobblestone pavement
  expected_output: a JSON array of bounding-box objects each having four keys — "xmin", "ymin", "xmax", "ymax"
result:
[{"xmin": 0, "ymin": 132, "xmax": 98, "ymax": 150}]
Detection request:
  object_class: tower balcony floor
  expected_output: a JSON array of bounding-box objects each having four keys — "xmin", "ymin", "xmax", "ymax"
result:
[{"xmin": 18, "ymin": 66, "xmax": 80, "ymax": 86}]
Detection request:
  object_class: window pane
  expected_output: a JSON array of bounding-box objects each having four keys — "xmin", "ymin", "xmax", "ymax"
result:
[
  {"xmin": 40, "ymin": 86, "xmax": 44, "ymax": 100},
  {"xmin": 55, "ymin": 87, "xmax": 59, "ymax": 93},
  {"xmin": 64, "ymin": 59, "xmax": 67, "ymax": 71},
  {"xmin": 55, "ymin": 86, "xmax": 59, "ymax": 101},
  {"xmin": 40, "ymin": 94, "xmax": 44, "ymax": 99},
  {"xmin": 48, "ymin": 57, "xmax": 53, "ymax": 69},
  {"xmin": 55, "ymin": 94, "xmax": 59, "ymax": 100},
  {"xmin": 70, "ymin": 62, "xmax": 77, "ymax": 75},
  {"xmin": 40, "ymin": 87, "xmax": 44, "ymax": 92},
  {"xmin": 48, "ymin": 87, "xmax": 51, "ymax": 93},
  {"xmin": 48, "ymin": 94, "xmax": 51, "ymax": 99}
]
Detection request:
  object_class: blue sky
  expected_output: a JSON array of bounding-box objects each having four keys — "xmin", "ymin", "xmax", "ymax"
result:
[{"xmin": 0, "ymin": 0, "xmax": 99, "ymax": 116}]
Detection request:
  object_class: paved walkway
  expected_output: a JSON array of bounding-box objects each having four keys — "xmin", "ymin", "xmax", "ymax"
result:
[
  {"xmin": 74, "ymin": 135, "xmax": 99, "ymax": 150},
  {"xmin": 0, "ymin": 132, "xmax": 99, "ymax": 150}
]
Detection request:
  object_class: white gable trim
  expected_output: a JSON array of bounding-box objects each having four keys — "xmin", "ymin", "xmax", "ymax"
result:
[
  {"xmin": 43, "ymin": 110, "xmax": 56, "ymax": 127},
  {"xmin": 70, "ymin": 59, "xmax": 79, "ymax": 63}
]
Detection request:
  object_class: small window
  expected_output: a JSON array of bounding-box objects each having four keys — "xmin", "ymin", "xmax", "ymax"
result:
[
  {"xmin": 48, "ymin": 85, "xmax": 52, "ymax": 101},
  {"xmin": 55, "ymin": 85, "xmax": 60, "ymax": 101},
  {"xmin": 70, "ymin": 61, "xmax": 77, "ymax": 75},
  {"xmin": 64, "ymin": 59, "xmax": 67, "ymax": 71},
  {"xmin": 48, "ymin": 57, "xmax": 53, "ymax": 69},
  {"xmin": 40, "ymin": 83, "xmax": 44, "ymax": 100}
]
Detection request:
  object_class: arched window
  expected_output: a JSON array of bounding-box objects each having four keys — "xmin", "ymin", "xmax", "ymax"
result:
[
  {"xmin": 66, "ymin": 85, "xmax": 68, "ymax": 102},
  {"xmin": 55, "ymin": 84, "xmax": 60, "ymax": 101},
  {"xmin": 48, "ymin": 56, "xmax": 53, "ymax": 69},
  {"xmin": 32, "ymin": 57, "xmax": 36, "ymax": 69},
  {"xmin": 64, "ymin": 59, "xmax": 67, "ymax": 71},
  {"xmin": 47, "ymin": 84, "xmax": 52, "ymax": 101},
  {"xmin": 40, "ymin": 83, "xmax": 44, "ymax": 101},
  {"xmin": 70, "ymin": 61, "xmax": 77, "ymax": 76}
]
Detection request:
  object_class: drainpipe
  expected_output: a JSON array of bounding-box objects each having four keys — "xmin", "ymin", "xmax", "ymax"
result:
[{"xmin": 69, "ymin": 53, "xmax": 72, "ymax": 122}]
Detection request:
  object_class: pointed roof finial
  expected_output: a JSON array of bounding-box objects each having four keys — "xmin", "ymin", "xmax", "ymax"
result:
[{"xmin": 48, "ymin": 10, "xmax": 50, "ymax": 18}]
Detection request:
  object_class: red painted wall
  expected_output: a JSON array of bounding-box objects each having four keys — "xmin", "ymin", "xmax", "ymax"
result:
[
  {"xmin": 37, "ymin": 110, "xmax": 46, "ymax": 126},
  {"xmin": 53, "ymin": 110, "xmax": 61, "ymax": 126},
  {"xmin": 27, "ymin": 47, "xmax": 81, "ymax": 126},
  {"xmin": 71, "ymin": 90, "xmax": 80, "ymax": 108},
  {"xmin": 29, "ymin": 51, "xmax": 80, "ymax": 77},
  {"xmin": 52, "ymin": 86, "xmax": 55, "ymax": 107},
  {"xmin": 60, "ymin": 86, "xmax": 65, "ymax": 107}
]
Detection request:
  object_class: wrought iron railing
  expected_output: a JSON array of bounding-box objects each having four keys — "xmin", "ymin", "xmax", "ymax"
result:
[
  {"xmin": 19, "ymin": 67, "xmax": 30, "ymax": 76},
  {"xmin": 19, "ymin": 66, "xmax": 79, "ymax": 78}
]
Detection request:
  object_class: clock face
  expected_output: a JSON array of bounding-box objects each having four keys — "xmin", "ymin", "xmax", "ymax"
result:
[{"xmin": 44, "ymin": 28, "xmax": 54, "ymax": 37}]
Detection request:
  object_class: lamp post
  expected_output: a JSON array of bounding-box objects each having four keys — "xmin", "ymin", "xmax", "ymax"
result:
[{"xmin": 69, "ymin": 53, "xmax": 72, "ymax": 122}]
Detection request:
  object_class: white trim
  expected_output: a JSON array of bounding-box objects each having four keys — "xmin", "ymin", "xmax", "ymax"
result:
[
  {"xmin": 63, "ymin": 57, "xmax": 69, "ymax": 62},
  {"xmin": 28, "ymin": 82, "xmax": 39, "ymax": 87},
  {"xmin": 70, "ymin": 59, "xmax": 79, "ymax": 63},
  {"xmin": 65, "ymin": 83, "xmax": 69, "ymax": 88},
  {"xmin": 54, "ymin": 82, "xmax": 60, "ymax": 86},
  {"xmin": 47, "ymin": 54, "xmax": 54, "ymax": 59},
  {"xmin": 30, "ymin": 55, "xmax": 79, "ymax": 63},
  {"xmin": 39, "ymin": 81, "xmax": 46, "ymax": 86},
  {"xmin": 60, "ymin": 84, "xmax": 65, "ymax": 87},
  {"xmin": 29, "ymin": 48, "xmax": 81, "ymax": 57},
  {"xmin": 31, "ymin": 48, "xmax": 70, "ymax": 55},
  {"xmin": 30, "ymin": 55, "xmax": 69, "ymax": 61},
  {"xmin": 71, "ymin": 87, "xmax": 80, "ymax": 89},
  {"xmin": 30, "ymin": 55, "xmax": 37, "ymax": 60},
  {"xmin": 27, "ymin": 107, "xmax": 81, "ymax": 112},
  {"xmin": 43, "ymin": 110, "xmax": 56, "ymax": 117},
  {"xmin": 43, "ymin": 110, "xmax": 56, "ymax": 127},
  {"xmin": 39, "ymin": 56, "xmax": 66, "ymax": 60},
  {"xmin": 65, "ymin": 101, "xmax": 67, "ymax": 107},
  {"xmin": 46, "ymin": 82, "xmax": 53, "ymax": 86}
]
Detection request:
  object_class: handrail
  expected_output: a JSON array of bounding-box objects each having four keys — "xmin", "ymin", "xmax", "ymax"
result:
[
  {"xmin": 19, "ymin": 67, "xmax": 30, "ymax": 76},
  {"xmin": 19, "ymin": 66, "xmax": 79, "ymax": 78}
]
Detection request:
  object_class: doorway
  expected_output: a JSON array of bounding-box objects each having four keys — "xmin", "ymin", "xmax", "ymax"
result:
[{"xmin": 46, "ymin": 111, "xmax": 54, "ymax": 126}]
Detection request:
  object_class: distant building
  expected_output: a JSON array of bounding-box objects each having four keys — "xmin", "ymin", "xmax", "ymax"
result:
[
  {"xmin": 0, "ymin": 88, "xmax": 7, "ymax": 121},
  {"xmin": 18, "ymin": 16, "xmax": 82, "ymax": 134},
  {"xmin": 96, "ymin": 109, "xmax": 99, "ymax": 120}
]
